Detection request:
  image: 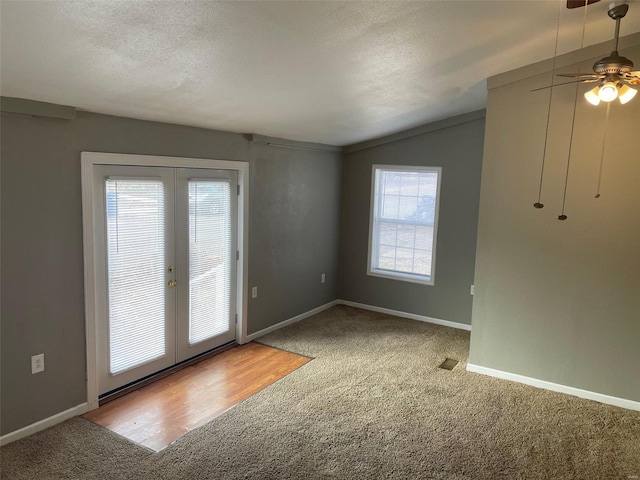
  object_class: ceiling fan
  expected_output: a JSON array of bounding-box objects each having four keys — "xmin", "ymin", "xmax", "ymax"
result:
[
  {"xmin": 532, "ymin": 0, "xmax": 638, "ymax": 219},
  {"xmin": 558, "ymin": 2, "xmax": 639, "ymax": 105}
]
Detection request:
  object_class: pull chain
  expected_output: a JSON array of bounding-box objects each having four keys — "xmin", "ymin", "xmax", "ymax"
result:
[
  {"xmin": 558, "ymin": 0, "xmax": 590, "ymax": 221},
  {"xmin": 594, "ymin": 102, "xmax": 611, "ymax": 198},
  {"xmin": 534, "ymin": 0, "xmax": 564, "ymax": 210}
]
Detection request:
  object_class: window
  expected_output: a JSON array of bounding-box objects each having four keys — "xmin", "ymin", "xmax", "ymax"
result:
[{"xmin": 368, "ymin": 165, "xmax": 442, "ymax": 285}]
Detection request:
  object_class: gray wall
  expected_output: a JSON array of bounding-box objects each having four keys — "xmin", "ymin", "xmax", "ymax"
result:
[
  {"xmin": 469, "ymin": 43, "xmax": 640, "ymax": 402},
  {"xmin": 248, "ymin": 142, "xmax": 341, "ymax": 333},
  {"xmin": 0, "ymin": 108, "xmax": 341, "ymax": 435},
  {"xmin": 339, "ymin": 112, "xmax": 485, "ymax": 325}
]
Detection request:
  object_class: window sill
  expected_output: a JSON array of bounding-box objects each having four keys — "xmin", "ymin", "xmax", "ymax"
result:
[{"xmin": 367, "ymin": 269, "xmax": 434, "ymax": 286}]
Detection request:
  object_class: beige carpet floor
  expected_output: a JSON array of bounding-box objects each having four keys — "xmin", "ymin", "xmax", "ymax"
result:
[{"xmin": 2, "ymin": 305, "xmax": 639, "ymax": 479}]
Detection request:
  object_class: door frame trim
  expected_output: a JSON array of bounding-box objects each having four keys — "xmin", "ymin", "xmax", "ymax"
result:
[{"xmin": 81, "ymin": 152, "xmax": 249, "ymax": 411}]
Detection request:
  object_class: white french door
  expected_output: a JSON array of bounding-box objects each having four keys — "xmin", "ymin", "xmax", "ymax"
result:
[
  {"xmin": 175, "ymin": 168, "xmax": 237, "ymax": 363},
  {"xmin": 93, "ymin": 165, "xmax": 237, "ymax": 396}
]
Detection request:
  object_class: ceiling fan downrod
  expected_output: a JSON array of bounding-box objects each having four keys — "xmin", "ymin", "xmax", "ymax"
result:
[{"xmin": 594, "ymin": 3, "xmax": 634, "ymax": 74}]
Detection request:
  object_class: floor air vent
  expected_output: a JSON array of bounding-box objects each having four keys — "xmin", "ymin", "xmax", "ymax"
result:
[{"xmin": 439, "ymin": 358, "xmax": 459, "ymax": 370}]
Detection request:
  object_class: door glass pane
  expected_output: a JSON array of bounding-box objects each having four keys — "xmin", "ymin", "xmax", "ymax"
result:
[
  {"xmin": 105, "ymin": 179, "xmax": 166, "ymax": 374},
  {"xmin": 188, "ymin": 180, "xmax": 231, "ymax": 344}
]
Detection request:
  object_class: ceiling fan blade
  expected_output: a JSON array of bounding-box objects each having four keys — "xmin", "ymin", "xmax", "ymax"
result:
[
  {"xmin": 531, "ymin": 79, "xmax": 598, "ymax": 92},
  {"xmin": 557, "ymin": 73, "xmax": 601, "ymax": 79},
  {"xmin": 621, "ymin": 72, "xmax": 640, "ymax": 84},
  {"xmin": 566, "ymin": 0, "xmax": 600, "ymax": 8}
]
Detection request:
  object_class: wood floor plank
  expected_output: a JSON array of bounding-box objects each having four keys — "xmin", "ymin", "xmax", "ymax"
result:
[{"xmin": 83, "ymin": 342, "xmax": 310, "ymax": 451}]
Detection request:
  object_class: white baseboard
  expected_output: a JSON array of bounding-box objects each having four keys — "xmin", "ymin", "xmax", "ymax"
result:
[
  {"xmin": 1, "ymin": 300, "xmax": 336, "ymax": 446},
  {"xmin": 0, "ymin": 402, "xmax": 89, "ymax": 446},
  {"xmin": 0, "ymin": 302, "xmax": 464, "ymax": 446},
  {"xmin": 244, "ymin": 300, "xmax": 340, "ymax": 342},
  {"xmin": 245, "ymin": 299, "xmax": 471, "ymax": 344},
  {"xmin": 337, "ymin": 300, "xmax": 472, "ymax": 331},
  {"xmin": 466, "ymin": 363, "xmax": 640, "ymax": 412}
]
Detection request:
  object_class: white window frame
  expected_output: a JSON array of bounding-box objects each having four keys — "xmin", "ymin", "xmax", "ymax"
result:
[{"xmin": 367, "ymin": 164, "xmax": 442, "ymax": 286}]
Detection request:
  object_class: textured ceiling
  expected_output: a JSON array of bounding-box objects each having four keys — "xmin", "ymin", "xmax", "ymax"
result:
[{"xmin": 1, "ymin": 1, "xmax": 639, "ymax": 146}]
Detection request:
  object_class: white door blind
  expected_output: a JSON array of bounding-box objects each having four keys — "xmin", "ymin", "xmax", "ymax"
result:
[
  {"xmin": 188, "ymin": 180, "xmax": 231, "ymax": 344},
  {"xmin": 105, "ymin": 179, "xmax": 166, "ymax": 374}
]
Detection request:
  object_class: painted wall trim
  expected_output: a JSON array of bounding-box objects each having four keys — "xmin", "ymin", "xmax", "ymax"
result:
[
  {"xmin": 249, "ymin": 134, "xmax": 342, "ymax": 153},
  {"xmin": 0, "ymin": 403, "xmax": 89, "ymax": 446},
  {"xmin": 0, "ymin": 96, "xmax": 76, "ymax": 119},
  {"xmin": 466, "ymin": 363, "xmax": 640, "ymax": 412},
  {"xmin": 244, "ymin": 300, "xmax": 340, "ymax": 342},
  {"xmin": 344, "ymin": 109, "xmax": 486, "ymax": 154},
  {"xmin": 338, "ymin": 300, "xmax": 472, "ymax": 331}
]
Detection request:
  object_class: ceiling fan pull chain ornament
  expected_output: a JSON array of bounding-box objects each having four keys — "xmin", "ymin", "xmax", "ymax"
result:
[{"xmin": 534, "ymin": 0, "xmax": 565, "ymax": 211}]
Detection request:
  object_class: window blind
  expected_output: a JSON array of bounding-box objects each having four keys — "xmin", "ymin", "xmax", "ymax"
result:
[
  {"xmin": 188, "ymin": 180, "xmax": 231, "ymax": 344},
  {"xmin": 105, "ymin": 179, "xmax": 166, "ymax": 374}
]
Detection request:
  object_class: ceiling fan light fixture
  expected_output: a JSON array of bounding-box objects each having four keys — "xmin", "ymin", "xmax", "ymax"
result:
[
  {"xmin": 584, "ymin": 86, "xmax": 601, "ymax": 105},
  {"xmin": 618, "ymin": 84, "xmax": 637, "ymax": 104},
  {"xmin": 598, "ymin": 82, "xmax": 619, "ymax": 102}
]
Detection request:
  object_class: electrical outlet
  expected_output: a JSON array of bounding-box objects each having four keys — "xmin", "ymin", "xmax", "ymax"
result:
[
  {"xmin": 32, "ymin": 353, "xmax": 45, "ymax": 374},
  {"xmin": 251, "ymin": 286, "xmax": 258, "ymax": 299},
  {"xmin": 321, "ymin": 273, "xmax": 326, "ymax": 283},
  {"xmin": 470, "ymin": 284, "xmax": 475, "ymax": 295}
]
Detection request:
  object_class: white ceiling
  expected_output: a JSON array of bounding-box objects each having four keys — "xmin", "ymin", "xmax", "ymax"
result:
[{"xmin": 1, "ymin": 1, "xmax": 639, "ymax": 146}]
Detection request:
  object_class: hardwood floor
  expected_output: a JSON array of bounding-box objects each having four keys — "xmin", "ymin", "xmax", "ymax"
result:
[{"xmin": 83, "ymin": 342, "xmax": 310, "ymax": 451}]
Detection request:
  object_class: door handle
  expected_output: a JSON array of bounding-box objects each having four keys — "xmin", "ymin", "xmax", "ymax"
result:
[{"xmin": 168, "ymin": 280, "xmax": 178, "ymax": 288}]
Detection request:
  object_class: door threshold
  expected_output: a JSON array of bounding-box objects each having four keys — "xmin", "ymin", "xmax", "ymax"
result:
[{"xmin": 98, "ymin": 341, "xmax": 237, "ymax": 406}]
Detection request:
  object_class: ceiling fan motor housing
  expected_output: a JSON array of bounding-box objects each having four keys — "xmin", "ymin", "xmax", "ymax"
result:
[{"xmin": 593, "ymin": 53, "xmax": 634, "ymax": 75}]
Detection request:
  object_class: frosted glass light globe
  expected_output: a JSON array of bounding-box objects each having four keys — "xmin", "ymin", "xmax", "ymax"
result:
[
  {"xmin": 618, "ymin": 85, "xmax": 637, "ymax": 104},
  {"xmin": 584, "ymin": 87, "xmax": 601, "ymax": 105},
  {"xmin": 598, "ymin": 82, "xmax": 618, "ymax": 102}
]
